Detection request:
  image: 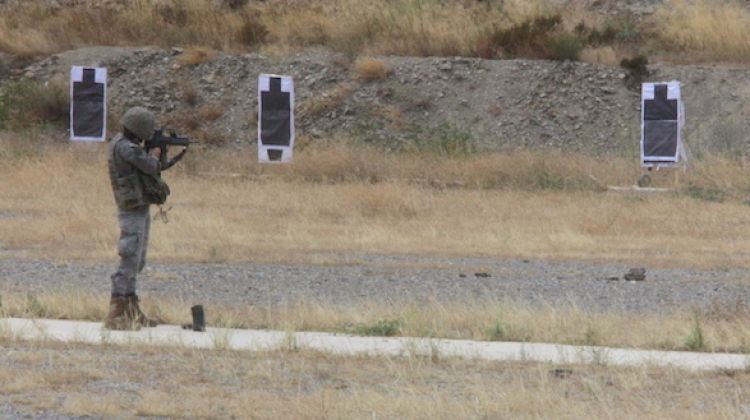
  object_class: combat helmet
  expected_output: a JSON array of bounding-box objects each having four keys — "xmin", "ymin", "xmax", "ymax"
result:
[{"xmin": 122, "ymin": 106, "xmax": 155, "ymax": 141}]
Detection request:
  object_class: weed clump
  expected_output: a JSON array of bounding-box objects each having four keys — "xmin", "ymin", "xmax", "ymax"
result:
[
  {"xmin": 3, "ymin": 78, "xmax": 68, "ymax": 130},
  {"xmin": 478, "ymin": 15, "xmax": 590, "ymax": 61},
  {"xmin": 575, "ymin": 16, "xmax": 640, "ymax": 46},
  {"xmin": 487, "ymin": 322, "xmax": 507, "ymax": 341},
  {"xmin": 355, "ymin": 58, "xmax": 390, "ymax": 82},
  {"xmin": 222, "ymin": 0, "xmax": 249, "ymax": 10},
  {"xmin": 353, "ymin": 319, "xmax": 401, "ymax": 337},
  {"xmin": 177, "ymin": 47, "xmax": 217, "ymax": 66},
  {"xmin": 478, "ymin": 13, "xmax": 642, "ymax": 62},
  {"xmin": 403, "ymin": 122, "xmax": 476, "ymax": 157},
  {"xmin": 546, "ymin": 34, "xmax": 585, "ymax": 61},
  {"xmin": 684, "ymin": 315, "xmax": 706, "ymax": 351},
  {"xmin": 478, "ymin": 15, "xmax": 566, "ymax": 60},
  {"xmin": 620, "ymin": 54, "xmax": 650, "ymax": 90},
  {"xmin": 25, "ymin": 294, "xmax": 48, "ymax": 318}
]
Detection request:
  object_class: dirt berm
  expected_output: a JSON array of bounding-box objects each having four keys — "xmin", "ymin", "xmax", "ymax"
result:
[{"xmin": 13, "ymin": 46, "xmax": 750, "ymax": 156}]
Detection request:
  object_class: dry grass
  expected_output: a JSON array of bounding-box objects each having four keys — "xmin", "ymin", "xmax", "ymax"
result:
[
  {"xmin": 297, "ymin": 83, "xmax": 354, "ymax": 118},
  {"xmin": 0, "ymin": 1, "xmax": 249, "ymax": 57},
  {"xmin": 264, "ymin": 0, "xmax": 508, "ymax": 57},
  {"xmin": 354, "ymin": 58, "xmax": 389, "ymax": 81},
  {"xmin": 652, "ymin": 0, "xmax": 750, "ymax": 61},
  {"xmin": 3, "ymin": 288, "xmax": 750, "ymax": 354},
  {"xmin": 197, "ymin": 104, "xmax": 225, "ymax": 121},
  {"xmin": 3, "ymin": 132, "xmax": 750, "ymax": 269},
  {"xmin": 178, "ymin": 81, "xmax": 200, "ymax": 107},
  {"xmin": 176, "ymin": 46, "xmax": 217, "ymax": 66},
  {"xmin": 0, "ymin": 0, "xmax": 748, "ymax": 63},
  {"xmin": 1, "ymin": 78, "xmax": 68, "ymax": 130},
  {"xmin": 579, "ymin": 46, "xmax": 619, "ymax": 66},
  {"xmin": 1, "ymin": 336, "xmax": 750, "ymax": 419}
]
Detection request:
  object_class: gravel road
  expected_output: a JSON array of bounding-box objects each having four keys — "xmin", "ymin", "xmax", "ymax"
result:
[
  {"xmin": 3, "ymin": 254, "xmax": 750, "ymax": 420},
  {"xmin": 2, "ymin": 255, "xmax": 749, "ymax": 313}
]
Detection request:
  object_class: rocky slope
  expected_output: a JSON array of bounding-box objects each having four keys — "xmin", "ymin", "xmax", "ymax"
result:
[{"xmin": 12, "ymin": 45, "xmax": 750, "ymax": 157}]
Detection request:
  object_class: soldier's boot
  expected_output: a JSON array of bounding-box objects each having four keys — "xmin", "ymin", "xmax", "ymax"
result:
[
  {"xmin": 126, "ymin": 294, "xmax": 160, "ymax": 327},
  {"xmin": 104, "ymin": 296, "xmax": 139, "ymax": 330}
]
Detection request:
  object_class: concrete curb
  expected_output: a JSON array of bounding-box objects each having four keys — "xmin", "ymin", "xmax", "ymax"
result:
[{"xmin": 2, "ymin": 318, "xmax": 748, "ymax": 371}]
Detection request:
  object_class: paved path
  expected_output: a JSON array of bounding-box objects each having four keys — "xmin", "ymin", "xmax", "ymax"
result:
[{"xmin": 3, "ymin": 317, "xmax": 748, "ymax": 371}]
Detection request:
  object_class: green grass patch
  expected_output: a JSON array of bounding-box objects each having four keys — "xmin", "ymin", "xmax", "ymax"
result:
[
  {"xmin": 3, "ymin": 78, "xmax": 68, "ymax": 130},
  {"xmin": 683, "ymin": 185, "xmax": 727, "ymax": 203},
  {"xmin": 684, "ymin": 316, "xmax": 706, "ymax": 351},
  {"xmin": 352, "ymin": 319, "xmax": 402, "ymax": 337},
  {"xmin": 403, "ymin": 122, "xmax": 476, "ymax": 157}
]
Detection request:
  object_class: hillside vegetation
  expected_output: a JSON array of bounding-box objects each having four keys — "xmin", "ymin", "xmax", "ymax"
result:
[{"xmin": 1, "ymin": 0, "xmax": 749, "ymax": 63}]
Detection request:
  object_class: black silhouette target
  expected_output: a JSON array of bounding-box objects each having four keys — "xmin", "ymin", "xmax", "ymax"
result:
[
  {"xmin": 70, "ymin": 66, "xmax": 107, "ymax": 141},
  {"xmin": 258, "ymin": 74, "xmax": 295, "ymax": 163},
  {"xmin": 641, "ymin": 82, "xmax": 683, "ymax": 167}
]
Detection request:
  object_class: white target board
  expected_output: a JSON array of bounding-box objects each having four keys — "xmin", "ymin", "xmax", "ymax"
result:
[
  {"xmin": 70, "ymin": 66, "xmax": 107, "ymax": 142},
  {"xmin": 641, "ymin": 81, "xmax": 685, "ymax": 167},
  {"xmin": 258, "ymin": 74, "xmax": 295, "ymax": 163}
]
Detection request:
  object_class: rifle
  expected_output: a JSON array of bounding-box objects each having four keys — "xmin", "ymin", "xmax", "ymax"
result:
[{"xmin": 145, "ymin": 129, "xmax": 195, "ymax": 170}]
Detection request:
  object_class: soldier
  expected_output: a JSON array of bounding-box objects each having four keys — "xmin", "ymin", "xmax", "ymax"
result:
[{"xmin": 105, "ymin": 106, "xmax": 180, "ymax": 330}]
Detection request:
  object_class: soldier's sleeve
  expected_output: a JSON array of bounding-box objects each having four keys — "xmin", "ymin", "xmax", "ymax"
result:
[{"xmin": 117, "ymin": 141, "xmax": 161, "ymax": 175}]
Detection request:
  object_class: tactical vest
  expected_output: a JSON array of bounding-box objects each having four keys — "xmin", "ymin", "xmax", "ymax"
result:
[
  {"xmin": 108, "ymin": 137, "xmax": 148, "ymax": 210},
  {"xmin": 140, "ymin": 172, "xmax": 170, "ymax": 205}
]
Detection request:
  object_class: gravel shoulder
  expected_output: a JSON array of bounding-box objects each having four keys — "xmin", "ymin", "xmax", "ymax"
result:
[{"xmin": 1, "ymin": 254, "xmax": 749, "ymax": 314}]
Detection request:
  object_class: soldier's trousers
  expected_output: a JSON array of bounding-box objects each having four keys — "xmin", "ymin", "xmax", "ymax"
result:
[{"xmin": 110, "ymin": 206, "xmax": 150, "ymax": 296}]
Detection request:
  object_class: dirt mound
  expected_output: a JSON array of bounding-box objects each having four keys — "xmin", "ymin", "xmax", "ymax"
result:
[{"xmin": 11, "ymin": 46, "xmax": 750, "ymax": 157}]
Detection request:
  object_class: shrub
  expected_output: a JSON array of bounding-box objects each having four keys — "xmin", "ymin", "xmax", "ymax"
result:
[
  {"xmin": 222, "ymin": 0, "xmax": 249, "ymax": 10},
  {"xmin": 176, "ymin": 47, "xmax": 217, "ymax": 66},
  {"xmin": 480, "ymin": 15, "xmax": 563, "ymax": 59},
  {"xmin": 684, "ymin": 316, "xmax": 706, "ymax": 351},
  {"xmin": 547, "ymin": 33, "xmax": 584, "ymax": 61},
  {"xmin": 487, "ymin": 322, "xmax": 507, "ymax": 341},
  {"xmin": 478, "ymin": 14, "xmax": 588, "ymax": 61},
  {"xmin": 355, "ymin": 58, "xmax": 389, "ymax": 81},
  {"xmin": 4, "ymin": 78, "xmax": 68, "ymax": 129},
  {"xmin": 354, "ymin": 319, "xmax": 401, "ymax": 337},
  {"xmin": 620, "ymin": 54, "xmax": 650, "ymax": 89},
  {"xmin": 575, "ymin": 16, "xmax": 640, "ymax": 46},
  {"xmin": 404, "ymin": 122, "xmax": 476, "ymax": 157},
  {"xmin": 614, "ymin": 16, "xmax": 640, "ymax": 42},
  {"xmin": 581, "ymin": 25, "xmax": 618, "ymax": 46}
]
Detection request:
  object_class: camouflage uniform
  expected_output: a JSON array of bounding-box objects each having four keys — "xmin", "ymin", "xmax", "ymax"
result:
[
  {"xmin": 108, "ymin": 133, "xmax": 160, "ymax": 296},
  {"xmin": 105, "ymin": 106, "xmax": 161, "ymax": 330}
]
